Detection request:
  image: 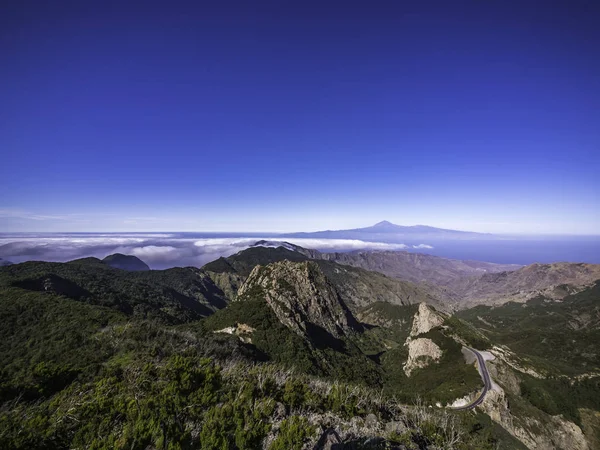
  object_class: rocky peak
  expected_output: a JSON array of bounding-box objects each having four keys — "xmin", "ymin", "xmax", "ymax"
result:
[
  {"xmin": 402, "ymin": 303, "xmax": 447, "ymax": 376},
  {"xmin": 237, "ymin": 260, "xmax": 362, "ymax": 340},
  {"xmin": 403, "ymin": 338, "xmax": 443, "ymax": 376},
  {"xmin": 409, "ymin": 302, "xmax": 446, "ymax": 337}
]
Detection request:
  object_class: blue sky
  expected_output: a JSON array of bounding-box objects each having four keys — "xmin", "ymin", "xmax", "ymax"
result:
[{"xmin": 1, "ymin": 1, "xmax": 599, "ymax": 234}]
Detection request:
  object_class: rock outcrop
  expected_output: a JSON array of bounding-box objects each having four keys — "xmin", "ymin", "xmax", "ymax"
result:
[
  {"xmin": 409, "ymin": 302, "xmax": 446, "ymax": 337},
  {"xmin": 214, "ymin": 323, "xmax": 255, "ymax": 343},
  {"xmin": 402, "ymin": 303, "xmax": 447, "ymax": 376},
  {"xmin": 203, "ymin": 245, "xmax": 448, "ymax": 313},
  {"xmin": 403, "ymin": 338, "xmax": 443, "ymax": 376},
  {"xmin": 238, "ymin": 260, "xmax": 362, "ymax": 340}
]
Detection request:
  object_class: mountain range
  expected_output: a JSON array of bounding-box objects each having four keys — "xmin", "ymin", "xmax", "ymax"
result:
[{"xmin": 1, "ymin": 241, "xmax": 599, "ymax": 449}]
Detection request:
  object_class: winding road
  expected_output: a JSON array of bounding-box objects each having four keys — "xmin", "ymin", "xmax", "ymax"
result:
[{"xmin": 451, "ymin": 347, "xmax": 493, "ymax": 411}]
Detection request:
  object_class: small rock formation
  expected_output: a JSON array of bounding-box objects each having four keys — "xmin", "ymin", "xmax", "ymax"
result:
[
  {"xmin": 238, "ymin": 261, "xmax": 362, "ymax": 340},
  {"xmin": 403, "ymin": 338, "xmax": 443, "ymax": 376},
  {"xmin": 214, "ymin": 323, "xmax": 255, "ymax": 343},
  {"xmin": 409, "ymin": 302, "xmax": 445, "ymax": 337}
]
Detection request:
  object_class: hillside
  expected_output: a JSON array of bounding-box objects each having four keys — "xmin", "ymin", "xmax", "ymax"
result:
[
  {"xmin": 0, "ymin": 254, "xmax": 524, "ymax": 449},
  {"xmin": 1, "ymin": 247, "xmax": 599, "ymax": 449},
  {"xmin": 0, "ymin": 259, "xmax": 227, "ymax": 323},
  {"xmin": 454, "ymin": 283, "xmax": 600, "ymax": 448},
  {"xmin": 316, "ymin": 249, "xmax": 520, "ymax": 285},
  {"xmin": 456, "ymin": 281, "xmax": 600, "ymax": 376},
  {"xmin": 449, "ymin": 262, "xmax": 600, "ymax": 307},
  {"xmin": 306, "ymin": 245, "xmax": 600, "ymax": 309},
  {"xmin": 203, "ymin": 245, "xmax": 448, "ymax": 311}
]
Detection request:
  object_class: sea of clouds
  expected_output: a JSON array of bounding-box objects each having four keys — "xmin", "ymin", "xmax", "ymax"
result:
[{"xmin": 0, "ymin": 233, "xmax": 434, "ymax": 269}]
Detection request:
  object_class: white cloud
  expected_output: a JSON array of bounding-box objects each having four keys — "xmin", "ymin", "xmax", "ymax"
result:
[
  {"xmin": 413, "ymin": 244, "xmax": 434, "ymax": 249},
  {"xmin": 285, "ymin": 238, "xmax": 408, "ymax": 251},
  {"xmin": 0, "ymin": 233, "xmax": 418, "ymax": 269}
]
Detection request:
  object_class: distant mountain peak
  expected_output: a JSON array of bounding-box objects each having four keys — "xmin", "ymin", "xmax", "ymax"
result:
[
  {"xmin": 370, "ymin": 220, "xmax": 402, "ymax": 230},
  {"xmin": 102, "ymin": 253, "xmax": 150, "ymax": 271},
  {"xmin": 251, "ymin": 240, "xmax": 300, "ymax": 252},
  {"xmin": 283, "ymin": 221, "xmax": 492, "ymax": 239}
]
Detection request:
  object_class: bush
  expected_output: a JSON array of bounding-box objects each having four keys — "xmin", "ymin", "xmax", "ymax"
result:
[{"xmin": 270, "ymin": 416, "xmax": 314, "ymax": 450}]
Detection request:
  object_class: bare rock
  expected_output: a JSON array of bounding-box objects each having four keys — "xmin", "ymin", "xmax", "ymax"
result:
[
  {"xmin": 409, "ymin": 303, "xmax": 445, "ymax": 337},
  {"xmin": 403, "ymin": 338, "xmax": 442, "ymax": 376},
  {"xmin": 238, "ymin": 261, "xmax": 362, "ymax": 340}
]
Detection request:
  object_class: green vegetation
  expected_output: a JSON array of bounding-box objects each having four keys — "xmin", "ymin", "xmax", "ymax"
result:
[
  {"xmin": 381, "ymin": 327, "xmax": 482, "ymax": 404},
  {"xmin": 0, "ymin": 260, "xmax": 227, "ymax": 324},
  {"xmin": 456, "ymin": 281, "xmax": 600, "ymax": 431},
  {"xmin": 1, "ymin": 258, "xmax": 583, "ymax": 449},
  {"xmin": 517, "ymin": 374, "xmax": 600, "ymax": 427},
  {"xmin": 204, "ymin": 295, "xmax": 381, "ymax": 385},
  {"xmin": 0, "ymin": 286, "xmax": 125, "ymax": 402},
  {"xmin": 358, "ymin": 302, "xmax": 418, "ymax": 345},
  {"xmin": 203, "ymin": 297, "xmax": 320, "ymax": 374},
  {"xmin": 443, "ymin": 315, "xmax": 491, "ymax": 349},
  {"xmin": 269, "ymin": 416, "xmax": 315, "ymax": 450},
  {"xmin": 456, "ymin": 281, "xmax": 600, "ymax": 376}
]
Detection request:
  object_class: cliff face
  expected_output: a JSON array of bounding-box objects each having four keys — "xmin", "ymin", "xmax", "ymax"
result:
[
  {"xmin": 403, "ymin": 303, "xmax": 447, "ymax": 376},
  {"xmin": 403, "ymin": 338, "xmax": 442, "ymax": 376},
  {"xmin": 238, "ymin": 260, "xmax": 362, "ymax": 340},
  {"xmin": 409, "ymin": 302, "xmax": 446, "ymax": 337}
]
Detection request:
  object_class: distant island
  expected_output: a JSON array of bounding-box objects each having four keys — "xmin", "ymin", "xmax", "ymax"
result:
[{"xmin": 282, "ymin": 220, "xmax": 494, "ymax": 241}]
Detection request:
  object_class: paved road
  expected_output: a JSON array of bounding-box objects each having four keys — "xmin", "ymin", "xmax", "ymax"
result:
[{"xmin": 451, "ymin": 347, "xmax": 492, "ymax": 411}]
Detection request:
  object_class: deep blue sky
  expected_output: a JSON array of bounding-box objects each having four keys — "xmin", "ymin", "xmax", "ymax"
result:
[{"xmin": 1, "ymin": 1, "xmax": 599, "ymax": 233}]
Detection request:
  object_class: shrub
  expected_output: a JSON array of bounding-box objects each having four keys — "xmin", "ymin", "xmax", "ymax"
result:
[{"xmin": 270, "ymin": 416, "xmax": 314, "ymax": 450}]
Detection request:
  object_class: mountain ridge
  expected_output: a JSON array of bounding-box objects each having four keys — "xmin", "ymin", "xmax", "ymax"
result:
[
  {"xmin": 246, "ymin": 241, "xmax": 600, "ymax": 310},
  {"xmin": 202, "ymin": 245, "xmax": 449, "ymax": 312},
  {"xmin": 2, "ymin": 242, "xmax": 599, "ymax": 448}
]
